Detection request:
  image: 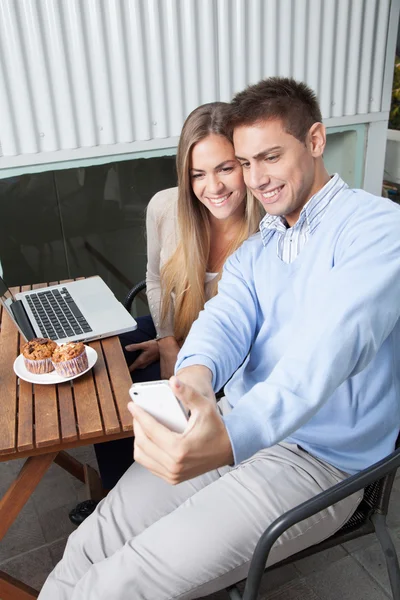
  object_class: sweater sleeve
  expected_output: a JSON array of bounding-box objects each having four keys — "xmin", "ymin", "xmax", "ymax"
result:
[
  {"xmin": 175, "ymin": 242, "xmax": 259, "ymax": 390},
  {"xmin": 177, "ymin": 203, "xmax": 400, "ymax": 465},
  {"xmin": 145, "ymin": 189, "xmax": 177, "ymax": 338}
]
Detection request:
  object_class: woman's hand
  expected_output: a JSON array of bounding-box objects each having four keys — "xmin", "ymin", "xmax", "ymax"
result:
[
  {"xmin": 158, "ymin": 336, "xmax": 180, "ymax": 379},
  {"xmin": 125, "ymin": 340, "xmax": 160, "ymax": 373}
]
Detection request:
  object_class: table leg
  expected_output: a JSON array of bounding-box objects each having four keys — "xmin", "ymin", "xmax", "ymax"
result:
[
  {"xmin": 0, "ymin": 452, "xmax": 57, "ymax": 540},
  {"xmin": 54, "ymin": 450, "xmax": 85, "ymax": 482},
  {"xmin": 0, "ymin": 570, "xmax": 38, "ymax": 599},
  {"xmin": 84, "ymin": 463, "xmax": 105, "ymax": 502},
  {"xmin": 54, "ymin": 451, "xmax": 105, "ymax": 501}
]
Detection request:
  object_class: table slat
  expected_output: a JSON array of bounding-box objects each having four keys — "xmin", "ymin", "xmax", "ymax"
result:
[
  {"xmin": 73, "ymin": 370, "xmax": 103, "ymax": 439},
  {"xmin": 28, "ymin": 283, "xmax": 59, "ymax": 447},
  {"xmin": 17, "ymin": 285, "xmax": 34, "ymax": 452},
  {"xmin": 0, "ymin": 294, "xmax": 20, "ymax": 454},
  {"xmin": 17, "ymin": 381, "xmax": 34, "ymax": 452},
  {"xmin": 34, "ymin": 383, "xmax": 60, "ymax": 447},
  {"xmin": 101, "ymin": 337, "xmax": 133, "ymax": 432},
  {"xmin": 40, "ymin": 280, "xmax": 77, "ymax": 443},
  {"xmin": 89, "ymin": 341, "xmax": 121, "ymax": 435},
  {"xmin": 58, "ymin": 383, "xmax": 78, "ymax": 442}
]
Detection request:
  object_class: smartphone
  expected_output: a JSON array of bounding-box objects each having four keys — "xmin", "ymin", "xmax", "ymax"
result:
[{"xmin": 129, "ymin": 380, "xmax": 189, "ymax": 433}]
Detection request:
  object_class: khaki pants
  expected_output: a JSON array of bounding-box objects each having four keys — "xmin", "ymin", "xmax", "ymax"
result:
[{"xmin": 39, "ymin": 441, "xmax": 362, "ymax": 600}]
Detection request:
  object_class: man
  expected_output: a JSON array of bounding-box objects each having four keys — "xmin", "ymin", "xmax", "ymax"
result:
[{"xmin": 39, "ymin": 78, "xmax": 400, "ymax": 600}]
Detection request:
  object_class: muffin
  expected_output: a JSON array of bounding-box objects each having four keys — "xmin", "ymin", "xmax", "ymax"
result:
[
  {"xmin": 21, "ymin": 338, "xmax": 58, "ymax": 374},
  {"xmin": 51, "ymin": 342, "xmax": 88, "ymax": 377}
]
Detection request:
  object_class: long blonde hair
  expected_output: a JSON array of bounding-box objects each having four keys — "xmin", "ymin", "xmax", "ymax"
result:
[{"xmin": 160, "ymin": 102, "xmax": 262, "ymax": 342}]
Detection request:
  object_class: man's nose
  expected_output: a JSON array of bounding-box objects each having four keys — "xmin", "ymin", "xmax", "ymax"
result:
[{"xmin": 245, "ymin": 165, "xmax": 270, "ymax": 190}]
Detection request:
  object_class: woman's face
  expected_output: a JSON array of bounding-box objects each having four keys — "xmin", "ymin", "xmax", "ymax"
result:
[{"xmin": 189, "ymin": 133, "xmax": 246, "ymax": 221}]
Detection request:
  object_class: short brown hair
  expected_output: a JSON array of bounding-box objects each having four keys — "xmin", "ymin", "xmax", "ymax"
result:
[{"xmin": 228, "ymin": 77, "xmax": 322, "ymax": 143}]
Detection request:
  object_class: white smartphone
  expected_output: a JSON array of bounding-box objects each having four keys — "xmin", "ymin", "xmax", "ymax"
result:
[{"xmin": 129, "ymin": 380, "xmax": 189, "ymax": 433}]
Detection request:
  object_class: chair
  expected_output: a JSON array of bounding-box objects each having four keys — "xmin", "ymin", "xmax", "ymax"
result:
[
  {"xmin": 123, "ymin": 279, "xmax": 147, "ymax": 312},
  {"xmin": 228, "ymin": 433, "xmax": 400, "ymax": 600}
]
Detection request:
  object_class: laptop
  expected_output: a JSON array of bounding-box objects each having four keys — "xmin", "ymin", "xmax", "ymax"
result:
[{"xmin": 0, "ymin": 275, "xmax": 137, "ymax": 343}]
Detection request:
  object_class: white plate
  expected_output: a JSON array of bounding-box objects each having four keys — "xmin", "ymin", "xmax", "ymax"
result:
[{"xmin": 13, "ymin": 345, "xmax": 98, "ymax": 385}]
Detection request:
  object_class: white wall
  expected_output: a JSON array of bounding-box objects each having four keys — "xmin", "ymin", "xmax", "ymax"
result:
[{"xmin": 0, "ymin": 0, "xmax": 399, "ymax": 195}]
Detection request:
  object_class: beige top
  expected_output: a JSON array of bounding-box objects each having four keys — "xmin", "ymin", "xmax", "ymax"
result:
[{"xmin": 146, "ymin": 187, "xmax": 217, "ymax": 339}]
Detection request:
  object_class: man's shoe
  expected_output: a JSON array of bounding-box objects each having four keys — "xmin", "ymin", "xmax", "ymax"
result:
[{"xmin": 69, "ymin": 499, "xmax": 98, "ymax": 526}]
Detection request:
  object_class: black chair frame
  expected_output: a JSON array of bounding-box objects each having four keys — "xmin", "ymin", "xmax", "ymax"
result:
[
  {"xmin": 124, "ymin": 279, "xmax": 147, "ymax": 312},
  {"xmin": 228, "ymin": 434, "xmax": 400, "ymax": 600}
]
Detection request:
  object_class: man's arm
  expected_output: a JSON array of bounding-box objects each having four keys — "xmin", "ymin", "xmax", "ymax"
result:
[
  {"xmin": 175, "ymin": 244, "xmax": 259, "ymax": 391},
  {"xmin": 127, "ymin": 244, "xmax": 258, "ymax": 484}
]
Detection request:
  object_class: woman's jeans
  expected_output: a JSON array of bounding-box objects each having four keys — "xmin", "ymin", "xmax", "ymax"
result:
[{"xmin": 94, "ymin": 315, "xmax": 161, "ymax": 489}]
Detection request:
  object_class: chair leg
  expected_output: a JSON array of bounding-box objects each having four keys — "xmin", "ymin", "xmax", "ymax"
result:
[{"xmin": 372, "ymin": 513, "xmax": 400, "ymax": 600}]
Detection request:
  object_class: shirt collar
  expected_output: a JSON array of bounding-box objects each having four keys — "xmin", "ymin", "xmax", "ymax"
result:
[{"xmin": 260, "ymin": 174, "xmax": 348, "ymax": 246}]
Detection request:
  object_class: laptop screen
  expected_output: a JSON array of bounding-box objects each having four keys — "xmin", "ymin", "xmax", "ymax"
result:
[
  {"xmin": 0, "ymin": 276, "xmax": 36, "ymax": 340},
  {"xmin": 0, "ymin": 275, "xmax": 16, "ymax": 315}
]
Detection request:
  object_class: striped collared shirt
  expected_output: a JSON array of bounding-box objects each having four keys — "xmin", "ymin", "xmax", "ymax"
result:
[{"xmin": 260, "ymin": 174, "xmax": 348, "ymax": 263}]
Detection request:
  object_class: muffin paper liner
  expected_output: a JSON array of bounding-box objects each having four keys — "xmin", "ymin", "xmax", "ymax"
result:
[
  {"xmin": 23, "ymin": 356, "xmax": 54, "ymax": 374},
  {"xmin": 52, "ymin": 349, "xmax": 89, "ymax": 378}
]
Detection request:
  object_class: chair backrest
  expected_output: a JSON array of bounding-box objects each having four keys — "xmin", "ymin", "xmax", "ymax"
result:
[{"xmin": 123, "ymin": 280, "xmax": 147, "ymax": 313}]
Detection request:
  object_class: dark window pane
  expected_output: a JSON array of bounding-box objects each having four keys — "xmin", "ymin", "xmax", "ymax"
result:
[{"xmin": 0, "ymin": 173, "xmax": 67, "ymax": 286}]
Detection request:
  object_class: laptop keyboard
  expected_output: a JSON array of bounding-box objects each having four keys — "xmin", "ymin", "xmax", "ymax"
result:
[{"xmin": 25, "ymin": 288, "xmax": 93, "ymax": 341}]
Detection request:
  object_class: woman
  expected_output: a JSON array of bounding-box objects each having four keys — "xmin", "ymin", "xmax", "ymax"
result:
[{"xmin": 69, "ymin": 102, "xmax": 262, "ymax": 524}]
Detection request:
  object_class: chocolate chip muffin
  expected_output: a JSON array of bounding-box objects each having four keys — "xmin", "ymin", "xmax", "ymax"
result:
[
  {"xmin": 21, "ymin": 338, "xmax": 58, "ymax": 374},
  {"xmin": 51, "ymin": 342, "xmax": 88, "ymax": 377}
]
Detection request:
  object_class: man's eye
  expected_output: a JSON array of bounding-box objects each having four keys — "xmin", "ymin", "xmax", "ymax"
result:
[
  {"xmin": 239, "ymin": 162, "xmax": 250, "ymax": 169},
  {"xmin": 266, "ymin": 155, "xmax": 279, "ymax": 162}
]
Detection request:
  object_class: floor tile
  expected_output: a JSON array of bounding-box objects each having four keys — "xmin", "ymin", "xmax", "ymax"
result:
[
  {"xmin": 342, "ymin": 532, "xmax": 376, "ymax": 554},
  {"xmin": 258, "ymin": 564, "xmax": 299, "ymax": 593},
  {"xmin": 38, "ymin": 502, "xmax": 77, "ymax": 543},
  {"xmin": 261, "ymin": 578, "xmax": 320, "ymax": 599},
  {"xmin": 293, "ymin": 545, "xmax": 347, "ymax": 576},
  {"xmin": 48, "ymin": 538, "xmax": 68, "ymax": 567},
  {"xmin": 234, "ymin": 563, "xmax": 299, "ymax": 597},
  {"xmin": 305, "ymin": 555, "xmax": 389, "ymax": 600},
  {"xmin": 67, "ymin": 444, "xmax": 98, "ymax": 466},
  {"xmin": 352, "ymin": 528, "xmax": 400, "ymax": 596},
  {"xmin": 0, "ymin": 545, "xmax": 54, "ymax": 592},
  {"xmin": 387, "ymin": 487, "xmax": 400, "ymax": 528},
  {"xmin": 31, "ymin": 471, "xmax": 78, "ymax": 517},
  {"xmin": 0, "ymin": 499, "xmax": 46, "ymax": 563}
]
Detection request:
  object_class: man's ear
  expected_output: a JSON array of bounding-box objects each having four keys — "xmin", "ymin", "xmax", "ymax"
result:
[{"xmin": 307, "ymin": 122, "xmax": 326, "ymax": 158}]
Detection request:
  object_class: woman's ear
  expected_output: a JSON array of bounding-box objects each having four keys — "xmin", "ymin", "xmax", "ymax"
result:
[{"xmin": 307, "ymin": 122, "xmax": 326, "ymax": 158}]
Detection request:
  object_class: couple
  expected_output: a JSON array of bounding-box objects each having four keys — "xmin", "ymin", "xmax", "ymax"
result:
[{"xmin": 39, "ymin": 77, "xmax": 400, "ymax": 599}]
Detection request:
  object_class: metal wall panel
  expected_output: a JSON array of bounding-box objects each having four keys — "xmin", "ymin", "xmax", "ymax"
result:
[{"xmin": 0, "ymin": 0, "xmax": 395, "ymax": 162}]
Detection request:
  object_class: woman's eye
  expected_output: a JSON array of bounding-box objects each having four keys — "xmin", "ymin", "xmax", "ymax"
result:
[
  {"xmin": 191, "ymin": 173, "xmax": 203, "ymax": 179},
  {"xmin": 221, "ymin": 167, "xmax": 233, "ymax": 173}
]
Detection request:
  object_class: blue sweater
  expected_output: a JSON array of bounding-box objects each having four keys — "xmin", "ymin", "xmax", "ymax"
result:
[{"xmin": 176, "ymin": 188, "xmax": 400, "ymax": 474}]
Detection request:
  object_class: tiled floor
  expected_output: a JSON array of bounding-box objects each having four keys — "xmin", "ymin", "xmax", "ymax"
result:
[{"xmin": 1, "ymin": 446, "xmax": 399, "ymax": 599}]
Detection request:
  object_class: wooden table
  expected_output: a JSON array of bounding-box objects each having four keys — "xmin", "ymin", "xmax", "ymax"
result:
[{"xmin": 0, "ymin": 283, "xmax": 134, "ymax": 599}]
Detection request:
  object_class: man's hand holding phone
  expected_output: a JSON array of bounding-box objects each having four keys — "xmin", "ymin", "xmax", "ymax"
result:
[{"xmin": 127, "ymin": 368, "xmax": 234, "ymax": 484}]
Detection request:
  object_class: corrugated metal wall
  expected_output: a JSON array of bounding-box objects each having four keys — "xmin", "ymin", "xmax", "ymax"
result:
[{"xmin": 0, "ymin": 0, "xmax": 393, "ymax": 161}]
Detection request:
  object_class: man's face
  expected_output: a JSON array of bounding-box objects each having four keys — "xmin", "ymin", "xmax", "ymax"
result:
[{"xmin": 233, "ymin": 119, "xmax": 324, "ymax": 226}]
